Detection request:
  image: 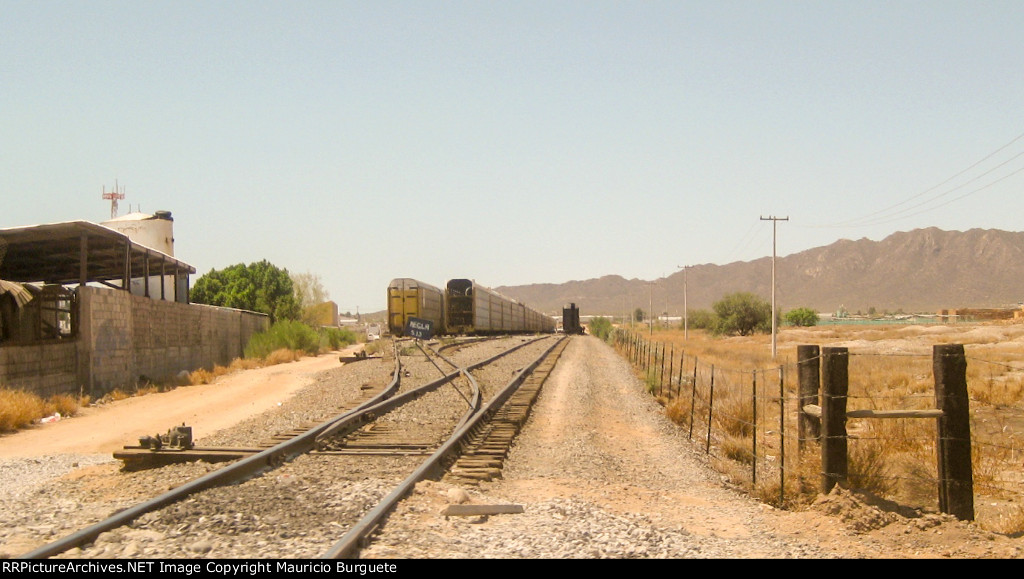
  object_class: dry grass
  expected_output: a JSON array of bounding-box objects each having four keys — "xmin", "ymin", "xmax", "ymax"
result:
[
  {"xmin": 982, "ymin": 504, "xmax": 1024, "ymax": 536},
  {"xmin": 0, "ymin": 389, "xmax": 89, "ymax": 432},
  {"xmin": 618, "ymin": 320, "xmax": 1024, "ymax": 530},
  {"xmin": 0, "ymin": 389, "xmax": 45, "ymax": 432},
  {"xmin": 0, "ymin": 343, "xmax": 321, "ymax": 435},
  {"xmin": 265, "ymin": 348, "xmax": 301, "ymax": 365}
]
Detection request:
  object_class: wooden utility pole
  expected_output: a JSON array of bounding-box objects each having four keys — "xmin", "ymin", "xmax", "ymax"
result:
[{"xmin": 760, "ymin": 215, "xmax": 788, "ymax": 359}]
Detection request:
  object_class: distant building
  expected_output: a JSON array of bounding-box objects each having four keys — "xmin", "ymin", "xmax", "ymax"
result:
[{"xmin": 304, "ymin": 300, "xmax": 340, "ymax": 327}]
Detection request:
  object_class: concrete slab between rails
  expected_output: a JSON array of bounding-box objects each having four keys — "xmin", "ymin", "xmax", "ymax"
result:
[{"xmin": 441, "ymin": 504, "xmax": 525, "ymax": 517}]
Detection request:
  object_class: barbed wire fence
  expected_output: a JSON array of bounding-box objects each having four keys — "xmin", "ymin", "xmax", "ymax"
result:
[{"xmin": 610, "ymin": 329, "xmax": 1024, "ymax": 527}]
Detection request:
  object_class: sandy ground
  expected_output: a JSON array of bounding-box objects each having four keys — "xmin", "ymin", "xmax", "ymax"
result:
[{"xmin": 0, "ymin": 346, "xmax": 361, "ymax": 458}]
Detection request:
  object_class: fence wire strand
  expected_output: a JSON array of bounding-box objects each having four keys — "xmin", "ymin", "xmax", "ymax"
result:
[{"xmin": 611, "ymin": 329, "xmax": 1024, "ymax": 520}]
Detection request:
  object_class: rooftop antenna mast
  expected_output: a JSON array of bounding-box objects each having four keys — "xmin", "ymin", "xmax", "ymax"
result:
[{"xmin": 102, "ymin": 180, "xmax": 126, "ymax": 219}]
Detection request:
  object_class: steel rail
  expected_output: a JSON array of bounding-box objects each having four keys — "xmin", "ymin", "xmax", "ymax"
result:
[
  {"xmin": 19, "ymin": 343, "xmax": 405, "ymax": 560},
  {"xmin": 321, "ymin": 334, "xmax": 565, "ymax": 559},
  {"xmin": 19, "ymin": 336, "xmax": 552, "ymax": 559},
  {"xmin": 315, "ymin": 335, "xmax": 548, "ymax": 446}
]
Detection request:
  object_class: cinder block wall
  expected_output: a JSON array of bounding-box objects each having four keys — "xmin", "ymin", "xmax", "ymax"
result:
[
  {"xmin": 0, "ymin": 287, "xmax": 269, "ymax": 397},
  {"xmin": 0, "ymin": 341, "xmax": 78, "ymax": 398}
]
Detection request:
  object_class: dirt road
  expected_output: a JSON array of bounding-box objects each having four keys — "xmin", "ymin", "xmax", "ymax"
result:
[{"xmin": 0, "ymin": 347, "xmax": 359, "ymax": 458}]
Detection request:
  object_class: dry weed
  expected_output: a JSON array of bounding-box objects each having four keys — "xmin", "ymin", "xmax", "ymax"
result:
[
  {"xmin": 43, "ymin": 393, "xmax": 81, "ymax": 418},
  {"xmin": 979, "ymin": 504, "xmax": 1024, "ymax": 536},
  {"xmin": 847, "ymin": 438, "xmax": 896, "ymax": 497},
  {"xmin": 188, "ymin": 369, "xmax": 215, "ymax": 385},
  {"xmin": 0, "ymin": 389, "xmax": 45, "ymax": 432},
  {"xmin": 665, "ymin": 396, "xmax": 693, "ymax": 428},
  {"xmin": 106, "ymin": 388, "xmax": 132, "ymax": 401},
  {"xmin": 721, "ymin": 434, "xmax": 754, "ymax": 465},
  {"xmin": 266, "ymin": 348, "xmax": 301, "ymax": 365}
]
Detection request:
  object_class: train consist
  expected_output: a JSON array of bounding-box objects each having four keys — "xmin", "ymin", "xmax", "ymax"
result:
[
  {"xmin": 387, "ymin": 278, "xmax": 556, "ymax": 337},
  {"xmin": 562, "ymin": 302, "xmax": 585, "ymax": 335}
]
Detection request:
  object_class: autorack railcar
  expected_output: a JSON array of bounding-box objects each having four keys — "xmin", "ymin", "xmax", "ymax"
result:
[
  {"xmin": 445, "ymin": 278, "xmax": 555, "ymax": 335},
  {"xmin": 387, "ymin": 278, "xmax": 446, "ymax": 337}
]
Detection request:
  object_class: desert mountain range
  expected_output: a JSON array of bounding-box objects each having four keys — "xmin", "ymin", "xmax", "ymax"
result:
[{"xmin": 496, "ymin": 228, "xmax": 1024, "ymax": 318}]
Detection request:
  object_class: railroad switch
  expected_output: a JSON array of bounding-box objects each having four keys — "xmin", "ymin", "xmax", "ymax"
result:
[{"xmin": 138, "ymin": 424, "xmax": 193, "ymax": 451}]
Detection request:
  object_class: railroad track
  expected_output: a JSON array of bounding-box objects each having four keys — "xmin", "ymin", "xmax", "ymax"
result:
[{"xmin": 20, "ymin": 334, "xmax": 567, "ymax": 559}]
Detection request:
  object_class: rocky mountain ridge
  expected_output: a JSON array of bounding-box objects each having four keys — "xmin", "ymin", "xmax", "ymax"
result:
[{"xmin": 496, "ymin": 227, "xmax": 1024, "ymax": 317}]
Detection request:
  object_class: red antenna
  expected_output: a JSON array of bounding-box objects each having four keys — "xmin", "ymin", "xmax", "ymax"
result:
[{"xmin": 102, "ymin": 180, "xmax": 125, "ymax": 219}]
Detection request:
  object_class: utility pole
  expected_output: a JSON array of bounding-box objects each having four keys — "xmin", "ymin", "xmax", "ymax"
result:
[
  {"xmin": 760, "ymin": 215, "xmax": 789, "ymax": 359},
  {"xmin": 677, "ymin": 265, "xmax": 690, "ymax": 340},
  {"xmin": 648, "ymin": 281, "xmax": 655, "ymax": 337}
]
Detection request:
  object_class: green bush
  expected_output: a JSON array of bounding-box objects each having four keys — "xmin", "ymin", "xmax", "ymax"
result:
[
  {"xmin": 588, "ymin": 317, "xmax": 614, "ymax": 341},
  {"xmin": 785, "ymin": 307, "xmax": 819, "ymax": 327},
  {"xmin": 684, "ymin": 309, "xmax": 718, "ymax": 330},
  {"xmin": 319, "ymin": 327, "xmax": 357, "ymax": 350},
  {"xmin": 244, "ymin": 320, "xmax": 320, "ymax": 359},
  {"xmin": 712, "ymin": 292, "xmax": 772, "ymax": 336}
]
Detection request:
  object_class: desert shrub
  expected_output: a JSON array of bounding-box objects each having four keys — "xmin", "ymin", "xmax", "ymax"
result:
[
  {"xmin": 847, "ymin": 438, "xmax": 895, "ymax": 496},
  {"xmin": 319, "ymin": 327, "xmax": 358, "ymax": 351},
  {"xmin": 588, "ymin": 317, "xmax": 614, "ymax": 341},
  {"xmin": 245, "ymin": 320, "xmax": 320, "ymax": 359},
  {"xmin": 721, "ymin": 434, "xmax": 754, "ymax": 465},
  {"xmin": 685, "ymin": 309, "xmax": 718, "ymax": 331},
  {"xmin": 785, "ymin": 307, "xmax": 819, "ymax": 327},
  {"xmin": 715, "ymin": 394, "xmax": 754, "ymax": 438},
  {"xmin": 229, "ymin": 357, "xmax": 263, "ymax": 372},
  {"xmin": 712, "ymin": 292, "xmax": 772, "ymax": 336},
  {"xmin": 644, "ymin": 369, "xmax": 659, "ymax": 394},
  {"xmin": 364, "ymin": 340, "xmax": 385, "ymax": 356},
  {"xmin": 0, "ymin": 389, "xmax": 46, "ymax": 432},
  {"xmin": 43, "ymin": 393, "xmax": 82, "ymax": 418},
  {"xmin": 980, "ymin": 504, "xmax": 1024, "ymax": 535},
  {"xmin": 265, "ymin": 348, "xmax": 300, "ymax": 365},
  {"xmin": 188, "ymin": 368, "xmax": 215, "ymax": 385},
  {"xmin": 665, "ymin": 396, "xmax": 693, "ymax": 427}
]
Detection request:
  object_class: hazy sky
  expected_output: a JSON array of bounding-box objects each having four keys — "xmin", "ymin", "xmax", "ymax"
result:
[{"xmin": 4, "ymin": 1, "xmax": 1024, "ymax": 313}]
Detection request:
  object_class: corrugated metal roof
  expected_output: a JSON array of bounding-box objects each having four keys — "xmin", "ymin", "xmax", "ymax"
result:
[{"xmin": 0, "ymin": 220, "xmax": 195, "ymax": 287}]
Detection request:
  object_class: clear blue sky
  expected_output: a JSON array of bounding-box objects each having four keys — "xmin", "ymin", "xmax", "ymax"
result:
[{"xmin": 4, "ymin": 1, "xmax": 1024, "ymax": 314}]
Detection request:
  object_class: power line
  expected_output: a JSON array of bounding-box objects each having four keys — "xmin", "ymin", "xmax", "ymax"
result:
[{"xmin": 816, "ymin": 129, "xmax": 1024, "ymax": 229}]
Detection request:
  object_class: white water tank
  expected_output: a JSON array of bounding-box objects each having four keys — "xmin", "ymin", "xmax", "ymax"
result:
[
  {"xmin": 101, "ymin": 210, "xmax": 179, "ymax": 299},
  {"xmin": 102, "ymin": 210, "xmax": 175, "ymax": 256}
]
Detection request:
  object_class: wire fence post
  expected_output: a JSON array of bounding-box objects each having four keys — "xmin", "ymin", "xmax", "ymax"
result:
[
  {"xmin": 934, "ymin": 343, "xmax": 974, "ymax": 521},
  {"xmin": 706, "ymin": 365, "xmax": 715, "ymax": 454},
  {"xmin": 676, "ymin": 350, "xmax": 685, "ymax": 398},
  {"xmin": 821, "ymin": 347, "xmax": 848, "ymax": 494},
  {"xmin": 751, "ymin": 370, "xmax": 757, "ymax": 487},
  {"xmin": 797, "ymin": 345, "xmax": 821, "ymax": 456},
  {"xmin": 661, "ymin": 343, "xmax": 670, "ymax": 396},
  {"xmin": 689, "ymin": 358, "xmax": 698, "ymax": 440},
  {"xmin": 778, "ymin": 365, "xmax": 785, "ymax": 506}
]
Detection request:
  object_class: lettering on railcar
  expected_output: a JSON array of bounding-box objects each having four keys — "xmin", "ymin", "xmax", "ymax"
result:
[{"xmin": 406, "ymin": 317, "xmax": 435, "ymax": 339}]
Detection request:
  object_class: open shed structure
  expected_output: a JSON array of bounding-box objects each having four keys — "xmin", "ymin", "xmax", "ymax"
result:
[
  {"xmin": 0, "ymin": 220, "xmax": 195, "ymax": 301},
  {"xmin": 0, "ymin": 220, "xmax": 265, "ymax": 398},
  {"xmin": 0, "ymin": 220, "xmax": 196, "ymax": 345}
]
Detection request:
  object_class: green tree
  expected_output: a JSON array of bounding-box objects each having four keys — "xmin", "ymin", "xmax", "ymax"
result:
[
  {"xmin": 684, "ymin": 309, "xmax": 718, "ymax": 331},
  {"xmin": 191, "ymin": 260, "xmax": 300, "ymax": 322},
  {"xmin": 784, "ymin": 307, "xmax": 819, "ymax": 327},
  {"xmin": 634, "ymin": 308, "xmax": 645, "ymax": 323},
  {"xmin": 712, "ymin": 292, "xmax": 772, "ymax": 336},
  {"xmin": 291, "ymin": 271, "xmax": 330, "ymax": 310}
]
